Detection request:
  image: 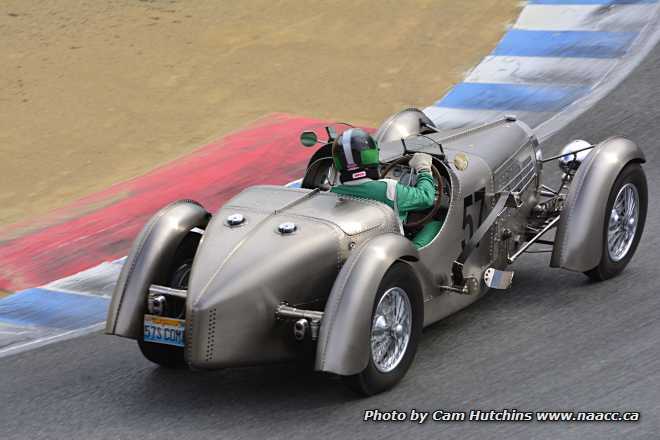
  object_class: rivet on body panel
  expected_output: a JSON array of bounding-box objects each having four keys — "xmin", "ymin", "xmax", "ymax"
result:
[
  {"xmin": 225, "ymin": 213, "xmax": 245, "ymax": 227},
  {"xmin": 278, "ymin": 222, "xmax": 297, "ymax": 234}
]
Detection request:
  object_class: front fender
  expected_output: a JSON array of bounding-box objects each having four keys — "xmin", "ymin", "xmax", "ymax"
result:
[
  {"xmin": 315, "ymin": 233, "xmax": 421, "ymax": 375},
  {"xmin": 551, "ymin": 137, "xmax": 645, "ymax": 272},
  {"xmin": 105, "ymin": 200, "xmax": 210, "ymax": 338}
]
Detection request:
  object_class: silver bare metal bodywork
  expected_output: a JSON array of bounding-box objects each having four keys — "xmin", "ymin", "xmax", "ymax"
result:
[
  {"xmin": 107, "ymin": 112, "xmax": 646, "ymax": 378},
  {"xmin": 184, "ymin": 186, "xmax": 400, "ymax": 368},
  {"xmin": 374, "ymin": 108, "xmax": 436, "ymax": 145},
  {"xmin": 106, "ymin": 201, "xmax": 209, "ymax": 338},
  {"xmin": 550, "ymin": 137, "xmax": 645, "ymax": 272}
]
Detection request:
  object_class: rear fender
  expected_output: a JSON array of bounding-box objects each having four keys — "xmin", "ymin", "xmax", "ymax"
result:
[
  {"xmin": 551, "ymin": 137, "xmax": 645, "ymax": 272},
  {"xmin": 105, "ymin": 200, "xmax": 210, "ymax": 338},
  {"xmin": 315, "ymin": 233, "xmax": 422, "ymax": 375}
]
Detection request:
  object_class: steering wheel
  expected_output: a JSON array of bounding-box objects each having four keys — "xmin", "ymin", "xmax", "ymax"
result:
[{"xmin": 380, "ymin": 155, "xmax": 444, "ymax": 229}]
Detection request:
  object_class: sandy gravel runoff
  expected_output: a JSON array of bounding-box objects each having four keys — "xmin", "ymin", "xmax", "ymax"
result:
[{"xmin": 0, "ymin": 0, "xmax": 519, "ymax": 227}]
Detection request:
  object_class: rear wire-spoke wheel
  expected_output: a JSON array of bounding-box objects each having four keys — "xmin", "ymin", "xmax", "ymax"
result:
[
  {"xmin": 138, "ymin": 233, "xmax": 200, "ymax": 368},
  {"xmin": 371, "ymin": 288, "xmax": 412, "ymax": 373},
  {"xmin": 343, "ymin": 263, "xmax": 422, "ymax": 395},
  {"xmin": 585, "ymin": 163, "xmax": 647, "ymax": 281}
]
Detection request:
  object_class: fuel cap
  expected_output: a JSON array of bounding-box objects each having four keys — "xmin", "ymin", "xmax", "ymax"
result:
[
  {"xmin": 278, "ymin": 222, "xmax": 297, "ymax": 234},
  {"xmin": 226, "ymin": 213, "xmax": 245, "ymax": 226}
]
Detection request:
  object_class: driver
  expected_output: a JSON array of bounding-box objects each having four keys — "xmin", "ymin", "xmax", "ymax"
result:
[{"xmin": 330, "ymin": 128, "xmax": 443, "ymax": 248}]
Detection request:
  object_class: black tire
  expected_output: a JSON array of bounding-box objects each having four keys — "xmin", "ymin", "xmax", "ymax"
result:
[
  {"xmin": 138, "ymin": 337, "xmax": 186, "ymax": 368},
  {"xmin": 342, "ymin": 262, "xmax": 423, "ymax": 396},
  {"xmin": 585, "ymin": 163, "xmax": 647, "ymax": 281},
  {"xmin": 138, "ymin": 233, "xmax": 200, "ymax": 368}
]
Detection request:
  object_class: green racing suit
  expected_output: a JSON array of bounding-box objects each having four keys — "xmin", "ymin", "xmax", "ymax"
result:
[{"xmin": 330, "ymin": 170, "xmax": 442, "ymax": 248}]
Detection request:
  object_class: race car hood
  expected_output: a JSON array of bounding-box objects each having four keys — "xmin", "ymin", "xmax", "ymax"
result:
[{"xmin": 184, "ymin": 185, "xmax": 399, "ymax": 368}]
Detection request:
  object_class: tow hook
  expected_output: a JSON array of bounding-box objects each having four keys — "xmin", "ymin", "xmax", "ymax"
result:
[
  {"xmin": 293, "ymin": 318, "xmax": 321, "ymax": 341},
  {"xmin": 276, "ymin": 304, "xmax": 323, "ymax": 341},
  {"xmin": 147, "ymin": 295, "xmax": 167, "ymax": 315},
  {"xmin": 294, "ymin": 319, "xmax": 309, "ymax": 340}
]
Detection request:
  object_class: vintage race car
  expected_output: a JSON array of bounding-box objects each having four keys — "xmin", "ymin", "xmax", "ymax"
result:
[{"xmin": 106, "ymin": 108, "xmax": 647, "ymax": 395}]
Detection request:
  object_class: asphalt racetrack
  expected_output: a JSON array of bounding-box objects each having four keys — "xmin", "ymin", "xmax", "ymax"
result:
[{"xmin": 2, "ymin": 45, "xmax": 660, "ymax": 440}]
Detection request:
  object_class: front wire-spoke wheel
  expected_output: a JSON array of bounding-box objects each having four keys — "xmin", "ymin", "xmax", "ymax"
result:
[
  {"xmin": 585, "ymin": 163, "xmax": 647, "ymax": 281},
  {"xmin": 607, "ymin": 183, "xmax": 639, "ymax": 262}
]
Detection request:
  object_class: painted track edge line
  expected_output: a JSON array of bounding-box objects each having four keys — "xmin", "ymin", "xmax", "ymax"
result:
[{"xmin": 0, "ymin": 322, "xmax": 105, "ymax": 359}]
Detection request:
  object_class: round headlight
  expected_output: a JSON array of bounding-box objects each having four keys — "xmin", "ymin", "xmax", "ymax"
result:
[{"xmin": 558, "ymin": 139, "xmax": 592, "ymax": 174}]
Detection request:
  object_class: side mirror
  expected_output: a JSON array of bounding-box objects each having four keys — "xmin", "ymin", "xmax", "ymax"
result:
[{"xmin": 300, "ymin": 131, "xmax": 318, "ymax": 147}]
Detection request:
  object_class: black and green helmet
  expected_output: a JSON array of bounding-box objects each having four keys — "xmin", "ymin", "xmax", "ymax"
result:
[{"xmin": 332, "ymin": 128, "xmax": 380, "ymax": 182}]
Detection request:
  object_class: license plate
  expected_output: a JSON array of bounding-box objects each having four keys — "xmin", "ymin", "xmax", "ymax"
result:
[{"xmin": 143, "ymin": 315, "xmax": 185, "ymax": 347}]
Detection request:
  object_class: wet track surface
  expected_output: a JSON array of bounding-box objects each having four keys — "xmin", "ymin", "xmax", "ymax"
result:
[{"xmin": 3, "ymin": 44, "xmax": 660, "ymax": 440}]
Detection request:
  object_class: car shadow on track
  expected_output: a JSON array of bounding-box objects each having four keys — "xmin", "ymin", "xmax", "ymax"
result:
[
  {"xmin": 136, "ymin": 357, "xmax": 359, "ymax": 408},
  {"xmin": 85, "ymin": 248, "xmax": 655, "ymax": 436}
]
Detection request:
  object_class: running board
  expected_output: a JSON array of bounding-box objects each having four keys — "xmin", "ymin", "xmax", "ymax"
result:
[{"xmin": 484, "ymin": 268, "xmax": 514, "ymax": 290}]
